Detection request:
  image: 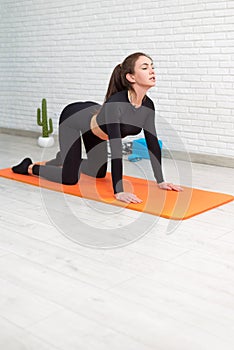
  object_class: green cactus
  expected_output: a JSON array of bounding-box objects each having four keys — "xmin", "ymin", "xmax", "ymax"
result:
[{"xmin": 37, "ymin": 98, "xmax": 53, "ymax": 137}]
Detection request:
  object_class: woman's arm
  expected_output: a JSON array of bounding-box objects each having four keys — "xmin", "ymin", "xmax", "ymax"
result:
[
  {"xmin": 103, "ymin": 101, "xmax": 124, "ymax": 194},
  {"xmin": 143, "ymin": 109, "xmax": 164, "ymax": 184},
  {"xmin": 144, "ymin": 107, "xmax": 183, "ymax": 192},
  {"xmin": 103, "ymin": 101, "xmax": 143, "ymax": 202}
]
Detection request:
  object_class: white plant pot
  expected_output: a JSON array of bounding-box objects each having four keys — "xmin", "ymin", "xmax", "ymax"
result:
[{"xmin": 38, "ymin": 136, "xmax": 54, "ymax": 148}]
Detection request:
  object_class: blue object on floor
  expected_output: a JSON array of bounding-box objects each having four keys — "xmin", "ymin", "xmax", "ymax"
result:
[
  {"xmin": 128, "ymin": 154, "xmax": 143, "ymax": 162},
  {"xmin": 128, "ymin": 138, "xmax": 162, "ymax": 162}
]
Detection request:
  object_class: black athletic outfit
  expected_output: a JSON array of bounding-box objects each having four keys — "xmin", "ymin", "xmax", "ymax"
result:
[{"xmin": 32, "ymin": 90, "xmax": 164, "ymax": 193}]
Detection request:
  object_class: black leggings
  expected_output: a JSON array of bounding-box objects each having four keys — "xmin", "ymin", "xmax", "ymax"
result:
[{"xmin": 33, "ymin": 102, "xmax": 108, "ymax": 185}]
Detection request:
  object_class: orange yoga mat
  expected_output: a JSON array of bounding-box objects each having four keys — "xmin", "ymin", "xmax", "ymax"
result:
[{"xmin": 0, "ymin": 167, "xmax": 233, "ymax": 220}]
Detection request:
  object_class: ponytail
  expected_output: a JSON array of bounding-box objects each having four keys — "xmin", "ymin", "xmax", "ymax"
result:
[{"xmin": 104, "ymin": 64, "xmax": 125, "ymax": 101}]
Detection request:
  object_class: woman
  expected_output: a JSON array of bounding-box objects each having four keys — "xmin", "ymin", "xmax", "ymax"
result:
[{"xmin": 12, "ymin": 52, "xmax": 182, "ymax": 203}]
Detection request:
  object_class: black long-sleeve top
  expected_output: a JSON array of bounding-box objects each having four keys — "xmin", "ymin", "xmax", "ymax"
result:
[{"xmin": 96, "ymin": 90, "xmax": 164, "ymax": 193}]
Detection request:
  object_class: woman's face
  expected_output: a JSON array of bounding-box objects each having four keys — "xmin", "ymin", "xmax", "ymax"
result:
[{"xmin": 127, "ymin": 55, "xmax": 156, "ymax": 89}]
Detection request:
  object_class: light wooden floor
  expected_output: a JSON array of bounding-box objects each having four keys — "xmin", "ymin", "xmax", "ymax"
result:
[{"xmin": 0, "ymin": 133, "xmax": 234, "ymax": 350}]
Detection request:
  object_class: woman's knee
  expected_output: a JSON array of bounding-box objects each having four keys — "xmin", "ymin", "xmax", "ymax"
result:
[
  {"xmin": 61, "ymin": 172, "xmax": 79, "ymax": 185},
  {"xmin": 96, "ymin": 163, "xmax": 107, "ymax": 178},
  {"xmin": 81, "ymin": 159, "xmax": 107, "ymax": 178},
  {"xmin": 62, "ymin": 178, "xmax": 78, "ymax": 186}
]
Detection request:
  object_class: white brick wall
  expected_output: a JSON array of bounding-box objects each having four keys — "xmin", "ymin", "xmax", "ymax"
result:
[{"xmin": 0, "ymin": 0, "xmax": 233, "ymax": 159}]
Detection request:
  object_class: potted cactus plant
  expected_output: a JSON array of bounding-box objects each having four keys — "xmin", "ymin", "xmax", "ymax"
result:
[{"xmin": 37, "ymin": 98, "xmax": 54, "ymax": 147}]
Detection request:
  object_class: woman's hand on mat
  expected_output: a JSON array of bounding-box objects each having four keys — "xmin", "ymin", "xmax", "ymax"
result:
[
  {"xmin": 158, "ymin": 182, "xmax": 183, "ymax": 192},
  {"xmin": 115, "ymin": 192, "xmax": 143, "ymax": 204}
]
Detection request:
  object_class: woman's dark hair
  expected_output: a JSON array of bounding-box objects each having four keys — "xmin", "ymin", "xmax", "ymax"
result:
[{"xmin": 104, "ymin": 52, "xmax": 153, "ymax": 101}]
